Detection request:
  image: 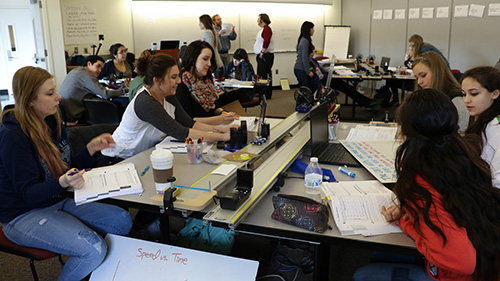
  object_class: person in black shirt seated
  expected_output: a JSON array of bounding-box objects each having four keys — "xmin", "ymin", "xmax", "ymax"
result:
[{"xmin": 220, "ymin": 48, "xmax": 256, "ymax": 104}]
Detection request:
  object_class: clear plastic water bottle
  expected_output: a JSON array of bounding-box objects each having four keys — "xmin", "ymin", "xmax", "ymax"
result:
[{"xmin": 304, "ymin": 157, "xmax": 323, "ymax": 201}]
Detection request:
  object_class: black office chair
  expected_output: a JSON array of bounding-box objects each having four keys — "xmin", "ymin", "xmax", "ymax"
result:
[
  {"xmin": 2, "ymin": 104, "xmax": 14, "ymax": 112},
  {"xmin": 83, "ymin": 99, "xmax": 122, "ymax": 126}
]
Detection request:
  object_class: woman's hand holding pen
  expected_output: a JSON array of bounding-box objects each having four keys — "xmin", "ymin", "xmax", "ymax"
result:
[
  {"xmin": 59, "ymin": 168, "xmax": 86, "ymax": 189},
  {"xmin": 219, "ymin": 111, "xmax": 238, "ymax": 125},
  {"xmin": 381, "ymin": 205, "xmax": 409, "ymax": 225},
  {"xmin": 87, "ymin": 133, "xmax": 116, "ymax": 156}
]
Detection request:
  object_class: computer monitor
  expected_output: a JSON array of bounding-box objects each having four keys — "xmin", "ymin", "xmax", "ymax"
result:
[
  {"xmin": 160, "ymin": 40, "xmax": 180, "ymax": 50},
  {"xmin": 310, "ymin": 102, "xmax": 329, "ymax": 156}
]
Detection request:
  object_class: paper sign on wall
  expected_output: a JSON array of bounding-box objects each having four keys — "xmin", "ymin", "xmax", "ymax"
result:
[
  {"xmin": 383, "ymin": 10, "xmax": 393, "ymax": 20},
  {"xmin": 373, "ymin": 10, "xmax": 383, "ymax": 20},
  {"xmin": 454, "ymin": 5, "xmax": 469, "ymax": 18},
  {"xmin": 469, "ymin": 4, "xmax": 485, "ymax": 18},
  {"xmin": 488, "ymin": 3, "xmax": 500, "ymax": 16},
  {"xmin": 409, "ymin": 8, "xmax": 420, "ymax": 19},
  {"xmin": 394, "ymin": 9, "xmax": 406, "ymax": 20},
  {"xmin": 422, "ymin": 8, "xmax": 434, "ymax": 19},
  {"xmin": 436, "ymin": 7, "xmax": 450, "ymax": 18}
]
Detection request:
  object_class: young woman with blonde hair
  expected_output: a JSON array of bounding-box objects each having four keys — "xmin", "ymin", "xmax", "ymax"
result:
[
  {"xmin": 0, "ymin": 66, "xmax": 132, "ymax": 281},
  {"xmin": 412, "ymin": 51, "xmax": 469, "ymax": 132}
]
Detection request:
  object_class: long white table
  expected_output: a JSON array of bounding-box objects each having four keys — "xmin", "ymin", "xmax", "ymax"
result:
[{"xmin": 103, "ymin": 112, "xmax": 416, "ymax": 281}]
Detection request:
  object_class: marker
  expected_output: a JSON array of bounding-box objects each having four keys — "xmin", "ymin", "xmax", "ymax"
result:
[
  {"xmin": 68, "ymin": 168, "xmax": 92, "ymax": 176},
  {"xmin": 338, "ymin": 166, "xmax": 356, "ymax": 178},
  {"xmin": 140, "ymin": 165, "xmax": 150, "ymax": 176},
  {"xmin": 222, "ymin": 111, "xmax": 240, "ymax": 118}
]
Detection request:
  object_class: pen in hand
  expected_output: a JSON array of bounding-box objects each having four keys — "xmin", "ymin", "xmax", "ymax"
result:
[{"xmin": 68, "ymin": 168, "xmax": 92, "ymax": 176}]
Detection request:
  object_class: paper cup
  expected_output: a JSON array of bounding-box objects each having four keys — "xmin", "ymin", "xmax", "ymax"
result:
[{"xmin": 150, "ymin": 149, "xmax": 174, "ymax": 193}]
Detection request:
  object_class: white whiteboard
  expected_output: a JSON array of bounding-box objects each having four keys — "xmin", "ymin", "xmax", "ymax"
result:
[
  {"xmin": 131, "ymin": 2, "xmax": 325, "ymax": 54},
  {"xmin": 90, "ymin": 234, "xmax": 259, "ymax": 281},
  {"xmin": 323, "ymin": 26, "xmax": 351, "ymax": 60}
]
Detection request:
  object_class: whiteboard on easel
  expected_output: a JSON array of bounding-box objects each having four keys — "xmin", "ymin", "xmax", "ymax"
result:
[
  {"xmin": 323, "ymin": 26, "xmax": 351, "ymax": 60},
  {"xmin": 90, "ymin": 234, "xmax": 259, "ymax": 281}
]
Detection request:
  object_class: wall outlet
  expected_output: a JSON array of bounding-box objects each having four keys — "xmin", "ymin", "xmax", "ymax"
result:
[
  {"xmin": 275, "ymin": 69, "xmax": 279, "ymax": 74},
  {"xmin": 74, "ymin": 47, "xmax": 79, "ymax": 54},
  {"xmin": 83, "ymin": 47, "xmax": 88, "ymax": 54}
]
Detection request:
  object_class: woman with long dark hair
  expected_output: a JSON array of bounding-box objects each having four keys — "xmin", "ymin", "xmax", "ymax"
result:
[
  {"xmin": 354, "ymin": 89, "xmax": 500, "ymax": 281},
  {"xmin": 293, "ymin": 21, "xmax": 315, "ymax": 90},
  {"xmin": 176, "ymin": 40, "xmax": 237, "ymax": 123},
  {"xmin": 221, "ymin": 48, "xmax": 256, "ymax": 103},
  {"xmin": 461, "ymin": 66, "xmax": 500, "ymax": 188}
]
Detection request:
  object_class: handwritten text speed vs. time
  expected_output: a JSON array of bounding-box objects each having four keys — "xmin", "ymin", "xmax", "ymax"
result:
[{"xmin": 136, "ymin": 248, "xmax": 188, "ymax": 265}]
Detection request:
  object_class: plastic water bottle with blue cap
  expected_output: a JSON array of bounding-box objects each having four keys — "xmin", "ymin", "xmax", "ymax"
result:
[{"xmin": 304, "ymin": 157, "xmax": 323, "ymax": 201}]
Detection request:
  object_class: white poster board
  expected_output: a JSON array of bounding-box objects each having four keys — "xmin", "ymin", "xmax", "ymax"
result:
[
  {"xmin": 323, "ymin": 25, "xmax": 351, "ymax": 60},
  {"xmin": 340, "ymin": 140, "xmax": 400, "ymax": 184},
  {"xmin": 90, "ymin": 235, "xmax": 259, "ymax": 281},
  {"xmin": 62, "ymin": 5, "xmax": 98, "ymax": 45}
]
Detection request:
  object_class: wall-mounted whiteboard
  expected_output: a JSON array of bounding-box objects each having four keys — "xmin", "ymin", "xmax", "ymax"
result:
[
  {"xmin": 90, "ymin": 235, "xmax": 259, "ymax": 281},
  {"xmin": 323, "ymin": 25, "xmax": 351, "ymax": 60},
  {"xmin": 131, "ymin": 1, "xmax": 325, "ymax": 54}
]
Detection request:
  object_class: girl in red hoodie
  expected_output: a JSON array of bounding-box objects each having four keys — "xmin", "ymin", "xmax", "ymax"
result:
[{"xmin": 354, "ymin": 89, "xmax": 500, "ymax": 281}]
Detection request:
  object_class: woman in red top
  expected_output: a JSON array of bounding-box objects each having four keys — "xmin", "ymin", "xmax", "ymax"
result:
[{"xmin": 354, "ymin": 89, "xmax": 500, "ymax": 281}]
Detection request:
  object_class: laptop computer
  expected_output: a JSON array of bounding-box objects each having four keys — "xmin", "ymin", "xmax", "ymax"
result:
[
  {"xmin": 380, "ymin": 57, "xmax": 391, "ymax": 70},
  {"xmin": 160, "ymin": 40, "xmax": 180, "ymax": 50},
  {"xmin": 309, "ymin": 102, "xmax": 360, "ymax": 167}
]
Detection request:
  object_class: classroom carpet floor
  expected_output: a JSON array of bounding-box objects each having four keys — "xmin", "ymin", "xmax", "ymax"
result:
[{"xmin": 0, "ymin": 87, "xmax": 399, "ymax": 280}]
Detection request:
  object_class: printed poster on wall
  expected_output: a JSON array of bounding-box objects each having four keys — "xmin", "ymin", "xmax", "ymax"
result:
[
  {"xmin": 408, "ymin": 8, "xmax": 420, "ymax": 19},
  {"xmin": 454, "ymin": 5, "xmax": 469, "ymax": 18},
  {"xmin": 383, "ymin": 10, "xmax": 393, "ymax": 20},
  {"xmin": 422, "ymin": 8, "xmax": 434, "ymax": 19},
  {"xmin": 62, "ymin": 5, "xmax": 98, "ymax": 45},
  {"xmin": 394, "ymin": 9, "xmax": 406, "ymax": 20},
  {"xmin": 488, "ymin": 3, "xmax": 500, "ymax": 16},
  {"xmin": 436, "ymin": 7, "xmax": 450, "ymax": 18},
  {"xmin": 373, "ymin": 10, "xmax": 383, "ymax": 20},
  {"xmin": 469, "ymin": 4, "xmax": 485, "ymax": 18}
]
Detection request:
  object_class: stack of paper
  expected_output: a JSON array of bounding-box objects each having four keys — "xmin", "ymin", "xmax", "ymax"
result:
[
  {"xmin": 74, "ymin": 163, "xmax": 143, "ymax": 205},
  {"xmin": 321, "ymin": 180, "xmax": 402, "ymax": 236},
  {"xmin": 346, "ymin": 125, "xmax": 398, "ymax": 141}
]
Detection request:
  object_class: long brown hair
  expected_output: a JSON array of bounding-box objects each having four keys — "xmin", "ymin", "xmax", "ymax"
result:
[
  {"xmin": 413, "ymin": 51, "xmax": 461, "ymax": 98},
  {"xmin": 2, "ymin": 66, "xmax": 67, "ymax": 176},
  {"xmin": 408, "ymin": 34, "xmax": 423, "ymax": 58}
]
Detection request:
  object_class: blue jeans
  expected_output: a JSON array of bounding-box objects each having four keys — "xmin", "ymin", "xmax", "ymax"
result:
[{"xmin": 3, "ymin": 198, "xmax": 132, "ymax": 281}]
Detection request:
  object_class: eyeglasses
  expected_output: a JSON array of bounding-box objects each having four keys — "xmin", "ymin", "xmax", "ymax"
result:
[{"xmin": 117, "ymin": 49, "xmax": 128, "ymax": 54}]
